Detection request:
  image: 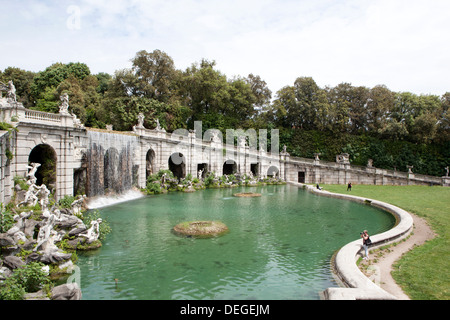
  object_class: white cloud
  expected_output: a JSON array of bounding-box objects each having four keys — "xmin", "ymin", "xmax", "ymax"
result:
[{"xmin": 0, "ymin": 0, "xmax": 449, "ymax": 95}]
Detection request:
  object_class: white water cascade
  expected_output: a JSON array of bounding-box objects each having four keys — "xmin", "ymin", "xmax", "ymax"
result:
[{"xmin": 85, "ymin": 130, "xmax": 144, "ymax": 209}]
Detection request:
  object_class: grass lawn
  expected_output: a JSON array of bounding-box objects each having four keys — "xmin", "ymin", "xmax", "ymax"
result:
[{"xmin": 320, "ymin": 184, "xmax": 450, "ymax": 300}]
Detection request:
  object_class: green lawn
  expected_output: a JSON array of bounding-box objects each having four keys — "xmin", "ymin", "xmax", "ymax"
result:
[{"xmin": 320, "ymin": 184, "xmax": 450, "ymax": 300}]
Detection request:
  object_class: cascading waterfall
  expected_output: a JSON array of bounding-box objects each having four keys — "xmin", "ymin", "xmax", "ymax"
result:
[{"xmin": 86, "ymin": 130, "xmax": 143, "ymax": 208}]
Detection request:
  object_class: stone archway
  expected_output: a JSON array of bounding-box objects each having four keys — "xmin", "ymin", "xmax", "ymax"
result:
[
  {"xmin": 146, "ymin": 148, "xmax": 156, "ymax": 181},
  {"xmin": 169, "ymin": 152, "xmax": 186, "ymax": 180},
  {"xmin": 267, "ymin": 166, "xmax": 279, "ymax": 178},
  {"xmin": 223, "ymin": 160, "xmax": 237, "ymax": 175},
  {"xmin": 28, "ymin": 144, "xmax": 57, "ymax": 189}
]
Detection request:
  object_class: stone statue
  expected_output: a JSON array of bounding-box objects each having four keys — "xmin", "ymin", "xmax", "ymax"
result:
[
  {"xmin": 137, "ymin": 113, "xmax": 145, "ymax": 128},
  {"xmin": 73, "ymin": 113, "xmax": 84, "ymax": 128},
  {"xmin": 17, "ymin": 183, "xmax": 39, "ymax": 207},
  {"xmin": 71, "ymin": 195, "xmax": 86, "ymax": 215},
  {"xmin": 6, "ymin": 211, "xmax": 33, "ymax": 243},
  {"xmin": 37, "ymin": 185, "xmax": 51, "ymax": 211},
  {"xmin": 238, "ymin": 136, "xmax": 246, "ymax": 147},
  {"xmin": 59, "ymin": 93, "xmax": 70, "ymax": 114},
  {"xmin": 0, "ymin": 80, "xmax": 17, "ymax": 101},
  {"xmin": 26, "ymin": 162, "xmax": 41, "ymax": 185},
  {"xmin": 34, "ymin": 214, "xmax": 57, "ymax": 252},
  {"xmin": 79, "ymin": 218, "xmax": 102, "ymax": 244},
  {"xmin": 198, "ymin": 168, "xmax": 204, "ymax": 180},
  {"xmin": 445, "ymin": 166, "xmax": 449, "ymax": 177},
  {"xmin": 155, "ymin": 119, "xmax": 165, "ymax": 131},
  {"xmin": 7, "ymin": 81, "xmax": 16, "ymax": 101},
  {"xmin": 211, "ymin": 130, "xmax": 221, "ymax": 143}
]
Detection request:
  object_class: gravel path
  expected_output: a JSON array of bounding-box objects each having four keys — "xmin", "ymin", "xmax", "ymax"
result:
[{"xmin": 360, "ymin": 213, "xmax": 435, "ymax": 300}]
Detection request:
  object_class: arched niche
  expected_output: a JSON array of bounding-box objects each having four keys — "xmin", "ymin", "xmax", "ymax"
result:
[
  {"xmin": 28, "ymin": 144, "xmax": 57, "ymax": 189},
  {"xmin": 169, "ymin": 152, "xmax": 186, "ymax": 180}
]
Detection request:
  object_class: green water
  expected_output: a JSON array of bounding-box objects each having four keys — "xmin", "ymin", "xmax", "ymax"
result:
[{"xmin": 78, "ymin": 185, "xmax": 396, "ymax": 300}]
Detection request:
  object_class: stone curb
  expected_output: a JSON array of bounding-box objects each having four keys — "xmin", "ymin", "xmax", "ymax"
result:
[{"xmin": 289, "ymin": 182, "xmax": 414, "ymax": 300}]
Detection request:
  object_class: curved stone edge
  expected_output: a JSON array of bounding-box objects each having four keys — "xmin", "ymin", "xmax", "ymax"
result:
[{"xmin": 289, "ymin": 182, "xmax": 414, "ymax": 300}]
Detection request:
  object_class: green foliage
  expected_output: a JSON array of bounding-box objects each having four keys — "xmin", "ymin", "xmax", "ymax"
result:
[
  {"xmin": 0, "ymin": 203, "xmax": 15, "ymax": 233},
  {"xmin": 0, "ymin": 122, "xmax": 14, "ymax": 131},
  {"xmin": 13, "ymin": 262, "xmax": 51, "ymax": 293},
  {"xmin": 0, "ymin": 276, "xmax": 26, "ymax": 300},
  {"xmin": 146, "ymin": 181, "xmax": 162, "ymax": 195},
  {"xmin": 0, "ymin": 262, "xmax": 51, "ymax": 300},
  {"xmin": 2, "ymin": 49, "xmax": 449, "ymax": 177},
  {"xmin": 58, "ymin": 195, "xmax": 76, "ymax": 208}
]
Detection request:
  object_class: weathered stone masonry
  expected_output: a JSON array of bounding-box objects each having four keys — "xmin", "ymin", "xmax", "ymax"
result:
[{"xmin": 1, "ymin": 96, "xmax": 448, "ymax": 204}]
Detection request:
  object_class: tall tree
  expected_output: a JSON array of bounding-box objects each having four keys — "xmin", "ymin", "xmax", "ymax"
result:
[
  {"xmin": 131, "ymin": 49, "xmax": 177, "ymax": 102},
  {"xmin": 366, "ymin": 85, "xmax": 395, "ymax": 134},
  {"xmin": 0, "ymin": 67, "xmax": 36, "ymax": 107},
  {"xmin": 245, "ymin": 74, "xmax": 272, "ymax": 111}
]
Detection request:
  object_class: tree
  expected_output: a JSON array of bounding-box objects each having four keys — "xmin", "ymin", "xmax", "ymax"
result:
[
  {"xmin": 327, "ymin": 83, "xmax": 370, "ymax": 134},
  {"xmin": 436, "ymin": 92, "xmax": 450, "ymax": 143},
  {"xmin": 131, "ymin": 49, "xmax": 177, "ymax": 102},
  {"xmin": 245, "ymin": 73, "xmax": 272, "ymax": 111},
  {"xmin": 271, "ymin": 77, "xmax": 330, "ymax": 130},
  {"xmin": 0, "ymin": 67, "xmax": 36, "ymax": 107},
  {"xmin": 31, "ymin": 62, "xmax": 91, "ymax": 112},
  {"xmin": 366, "ymin": 85, "xmax": 395, "ymax": 134}
]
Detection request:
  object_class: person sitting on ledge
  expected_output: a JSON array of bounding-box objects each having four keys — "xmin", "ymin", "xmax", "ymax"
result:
[{"xmin": 316, "ymin": 183, "xmax": 322, "ymax": 190}]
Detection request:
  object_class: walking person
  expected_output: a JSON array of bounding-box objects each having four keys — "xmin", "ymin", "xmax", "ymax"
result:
[
  {"xmin": 347, "ymin": 182, "xmax": 352, "ymax": 191},
  {"xmin": 361, "ymin": 230, "xmax": 371, "ymax": 259}
]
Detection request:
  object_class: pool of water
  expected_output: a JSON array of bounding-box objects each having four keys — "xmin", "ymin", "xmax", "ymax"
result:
[{"xmin": 77, "ymin": 184, "xmax": 396, "ymax": 300}]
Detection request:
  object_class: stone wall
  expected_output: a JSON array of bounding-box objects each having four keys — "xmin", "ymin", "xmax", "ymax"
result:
[
  {"xmin": 285, "ymin": 155, "xmax": 445, "ymax": 186},
  {"xmin": 1, "ymin": 95, "xmax": 447, "ymax": 204}
]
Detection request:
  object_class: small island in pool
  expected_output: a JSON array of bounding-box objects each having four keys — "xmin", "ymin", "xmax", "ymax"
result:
[
  {"xmin": 173, "ymin": 221, "xmax": 229, "ymax": 238},
  {"xmin": 233, "ymin": 192, "xmax": 262, "ymax": 197}
]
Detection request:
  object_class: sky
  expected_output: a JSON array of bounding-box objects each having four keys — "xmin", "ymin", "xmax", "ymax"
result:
[{"xmin": 1, "ymin": 0, "xmax": 449, "ymax": 96}]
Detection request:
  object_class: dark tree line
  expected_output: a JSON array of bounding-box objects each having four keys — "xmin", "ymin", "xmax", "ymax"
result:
[{"xmin": 1, "ymin": 49, "xmax": 449, "ymax": 176}]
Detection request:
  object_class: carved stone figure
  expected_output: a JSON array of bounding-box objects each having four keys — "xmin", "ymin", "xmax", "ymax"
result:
[
  {"xmin": 198, "ymin": 168, "xmax": 204, "ymax": 180},
  {"xmin": 6, "ymin": 211, "xmax": 33, "ymax": 243},
  {"xmin": 37, "ymin": 184, "xmax": 51, "ymax": 217},
  {"xmin": 211, "ymin": 130, "xmax": 221, "ymax": 143},
  {"xmin": 155, "ymin": 119, "xmax": 164, "ymax": 131},
  {"xmin": 7, "ymin": 80, "xmax": 16, "ymax": 101},
  {"xmin": 137, "ymin": 113, "xmax": 145, "ymax": 128},
  {"xmin": 18, "ymin": 183, "xmax": 39, "ymax": 207},
  {"xmin": 71, "ymin": 195, "xmax": 86, "ymax": 215},
  {"xmin": 26, "ymin": 162, "xmax": 41, "ymax": 185},
  {"xmin": 238, "ymin": 136, "xmax": 246, "ymax": 147},
  {"xmin": 79, "ymin": 218, "xmax": 102, "ymax": 244},
  {"xmin": 34, "ymin": 214, "xmax": 57, "ymax": 252},
  {"xmin": 59, "ymin": 93, "xmax": 69, "ymax": 114}
]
